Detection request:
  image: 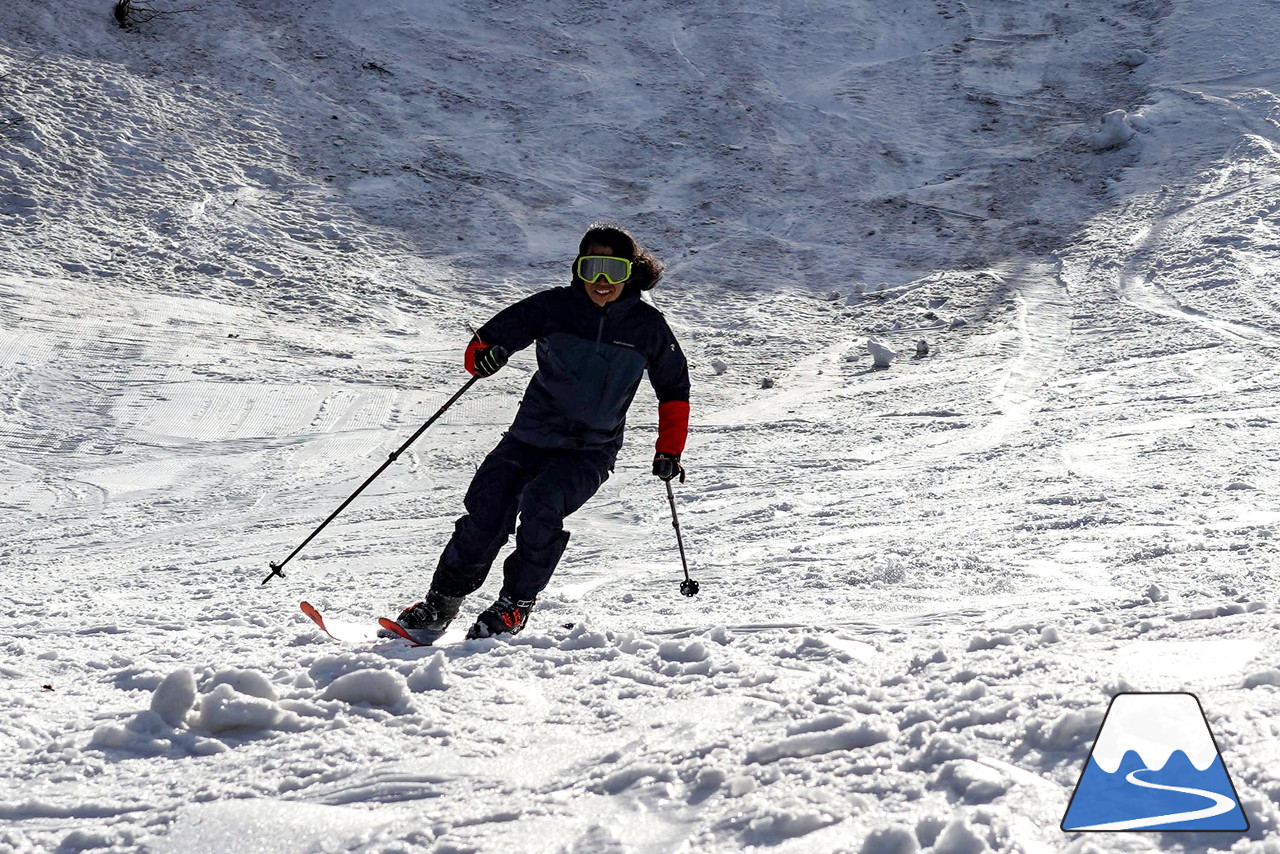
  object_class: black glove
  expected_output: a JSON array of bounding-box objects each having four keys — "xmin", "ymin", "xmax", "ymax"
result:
[
  {"xmin": 652, "ymin": 452, "xmax": 686, "ymax": 483},
  {"xmin": 473, "ymin": 344, "xmax": 509, "ymax": 378}
]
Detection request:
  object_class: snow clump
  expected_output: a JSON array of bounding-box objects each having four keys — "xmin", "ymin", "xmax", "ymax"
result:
[
  {"xmin": 1024, "ymin": 707, "xmax": 1104, "ymax": 751},
  {"xmin": 931, "ymin": 816, "xmax": 992, "ymax": 854},
  {"xmin": 868, "ymin": 337, "xmax": 896, "ymax": 368},
  {"xmin": 658, "ymin": 639, "xmax": 710, "ymax": 663},
  {"xmin": 150, "ymin": 668, "xmax": 196, "ymax": 727},
  {"xmin": 1089, "ymin": 109, "xmax": 1138, "ymax": 150},
  {"xmin": 406, "ymin": 652, "xmax": 451, "ymax": 691},
  {"xmin": 198, "ymin": 684, "xmax": 283, "ymax": 733},
  {"xmin": 208, "ymin": 667, "xmax": 279, "ymax": 700},
  {"xmin": 966, "ymin": 633, "xmax": 1014, "ymax": 652},
  {"xmin": 1242, "ymin": 669, "xmax": 1280, "ymax": 689},
  {"xmin": 746, "ymin": 721, "xmax": 894, "ymax": 763},
  {"xmin": 931, "ymin": 759, "xmax": 1011, "ymax": 804},
  {"xmin": 1120, "ymin": 48, "xmax": 1149, "ymax": 67},
  {"xmin": 90, "ymin": 667, "xmax": 291, "ymax": 754},
  {"xmin": 859, "ymin": 824, "xmax": 920, "ymax": 854},
  {"xmin": 557, "ymin": 621, "xmax": 611, "ymax": 650},
  {"xmin": 746, "ymin": 802, "xmax": 841, "ymax": 844},
  {"xmin": 321, "ymin": 668, "xmax": 411, "ymax": 710}
]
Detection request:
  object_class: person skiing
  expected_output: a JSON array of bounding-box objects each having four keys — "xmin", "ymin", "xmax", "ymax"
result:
[{"xmin": 389, "ymin": 224, "xmax": 691, "ymax": 642}]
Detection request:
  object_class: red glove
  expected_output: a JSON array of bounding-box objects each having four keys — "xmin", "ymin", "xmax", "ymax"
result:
[{"xmin": 465, "ymin": 339, "xmax": 508, "ymax": 377}]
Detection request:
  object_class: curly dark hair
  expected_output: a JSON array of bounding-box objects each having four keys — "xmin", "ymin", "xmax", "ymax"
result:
[{"xmin": 575, "ymin": 223, "xmax": 664, "ymax": 291}]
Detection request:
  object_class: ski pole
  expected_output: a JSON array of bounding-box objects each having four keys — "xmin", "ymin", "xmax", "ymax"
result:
[
  {"xmin": 262, "ymin": 374, "xmax": 481, "ymax": 585},
  {"xmin": 665, "ymin": 479, "xmax": 699, "ymax": 597}
]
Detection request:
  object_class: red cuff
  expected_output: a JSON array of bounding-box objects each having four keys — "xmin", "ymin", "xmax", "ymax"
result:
[
  {"xmin": 656, "ymin": 400, "xmax": 689, "ymax": 456},
  {"xmin": 464, "ymin": 339, "xmax": 485, "ymax": 376}
]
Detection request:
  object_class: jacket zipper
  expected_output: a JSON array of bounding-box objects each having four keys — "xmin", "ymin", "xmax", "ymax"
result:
[{"xmin": 595, "ymin": 306, "xmax": 608, "ymax": 353}]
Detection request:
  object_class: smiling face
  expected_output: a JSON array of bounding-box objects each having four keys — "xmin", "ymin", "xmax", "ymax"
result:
[{"xmin": 580, "ymin": 241, "xmax": 628, "ymax": 307}]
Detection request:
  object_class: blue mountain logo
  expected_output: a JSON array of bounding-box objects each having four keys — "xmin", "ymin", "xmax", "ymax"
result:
[{"xmin": 1062, "ymin": 693, "xmax": 1249, "ymax": 832}]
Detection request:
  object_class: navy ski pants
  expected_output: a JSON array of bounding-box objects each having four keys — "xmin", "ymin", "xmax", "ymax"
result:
[{"xmin": 430, "ymin": 434, "xmax": 615, "ymax": 601}]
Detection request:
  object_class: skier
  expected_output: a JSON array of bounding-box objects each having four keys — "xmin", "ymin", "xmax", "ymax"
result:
[{"xmin": 390, "ymin": 224, "xmax": 691, "ymax": 642}]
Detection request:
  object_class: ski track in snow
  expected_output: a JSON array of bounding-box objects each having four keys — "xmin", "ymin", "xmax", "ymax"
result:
[{"xmin": 3, "ymin": 1, "xmax": 1280, "ymax": 853}]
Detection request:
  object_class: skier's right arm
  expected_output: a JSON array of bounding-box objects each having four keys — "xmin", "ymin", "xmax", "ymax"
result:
[{"xmin": 464, "ymin": 292, "xmax": 550, "ymax": 377}]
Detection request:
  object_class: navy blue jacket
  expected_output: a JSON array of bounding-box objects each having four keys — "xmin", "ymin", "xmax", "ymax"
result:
[{"xmin": 477, "ymin": 284, "xmax": 690, "ymax": 452}]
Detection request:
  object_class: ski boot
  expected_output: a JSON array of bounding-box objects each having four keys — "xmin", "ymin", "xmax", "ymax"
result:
[
  {"xmin": 383, "ymin": 588, "xmax": 466, "ymax": 644},
  {"xmin": 466, "ymin": 591, "xmax": 536, "ymax": 639}
]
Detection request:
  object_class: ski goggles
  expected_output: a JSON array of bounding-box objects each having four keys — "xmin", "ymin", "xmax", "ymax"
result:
[{"xmin": 575, "ymin": 255, "xmax": 632, "ymax": 285}]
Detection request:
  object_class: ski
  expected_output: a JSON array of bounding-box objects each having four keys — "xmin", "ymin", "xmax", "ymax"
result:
[
  {"xmin": 300, "ymin": 601, "xmax": 433, "ymax": 647},
  {"xmin": 301, "ymin": 602, "xmax": 575, "ymax": 647},
  {"xmin": 376, "ymin": 617, "xmax": 446, "ymax": 646}
]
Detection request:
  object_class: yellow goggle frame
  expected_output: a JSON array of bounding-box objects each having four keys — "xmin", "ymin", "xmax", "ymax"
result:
[{"xmin": 576, "ymin": 255, "xmax": 632, "ymax": 285}]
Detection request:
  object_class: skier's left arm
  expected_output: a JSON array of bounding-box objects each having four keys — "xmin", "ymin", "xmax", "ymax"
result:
[{"xmin": 648, "ymin": 323, "xmax": 691, "ymax": 481}]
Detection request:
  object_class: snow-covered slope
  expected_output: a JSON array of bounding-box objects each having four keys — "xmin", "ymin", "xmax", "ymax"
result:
[{"xmin": 3, "ymin": 0, "xmax": 1280, "ymax": 852}]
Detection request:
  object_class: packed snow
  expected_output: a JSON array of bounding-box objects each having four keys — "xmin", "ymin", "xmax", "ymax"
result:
[{"xmin": 3, "ymin": 0, "xmax": 1280, "ymax": 852}]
